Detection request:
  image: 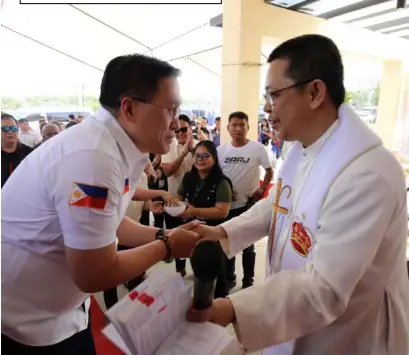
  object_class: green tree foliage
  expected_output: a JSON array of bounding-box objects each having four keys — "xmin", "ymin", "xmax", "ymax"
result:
[
  {"xmin": 1, "ymin": 96, "xmax": 100, "ymax": 112},
  {"xmin": 345, "ymin": 83, "xmax": 380, "ymax": 109}
]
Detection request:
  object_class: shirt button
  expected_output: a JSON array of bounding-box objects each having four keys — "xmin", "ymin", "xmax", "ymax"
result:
[{"xmin": 303, "ymin": 153, "xmax": 307, "ymax": 157}]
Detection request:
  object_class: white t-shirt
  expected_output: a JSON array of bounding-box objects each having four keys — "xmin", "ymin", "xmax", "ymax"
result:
[
  {"xmin": 218, "ymin": 140, "xmax": 272, "ymax": 209},
  {"xmin": 19, "ymin": 130, "xmax": 41, "ymax": 147},
  {"xmin": 126, "ymin": 172, "xmax": 148, "ymax": 223},
  {"xmin": 161, "ymin": 138, "xmax": 198, "ymax": 196},
  {"xmin": 1, "ymin": 108, "xmax": 149, "ymax": 346}
]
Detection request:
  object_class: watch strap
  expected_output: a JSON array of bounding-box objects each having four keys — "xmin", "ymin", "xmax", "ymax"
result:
[{"xmin": 155, "ymin": 229, "xmax": 174, "ymax": 262}]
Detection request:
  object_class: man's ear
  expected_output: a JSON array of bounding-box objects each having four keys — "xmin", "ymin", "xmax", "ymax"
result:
[
  {"xmin": 308, "ymin": 79, "xmax": 326, "ymax": 110},
  {"xmin": 120, "ymin": 98, "xmax": 135, "ymax": 122}
]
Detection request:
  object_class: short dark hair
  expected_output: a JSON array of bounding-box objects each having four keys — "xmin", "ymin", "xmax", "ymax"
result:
[
  {"xmin": 68, "ymin": 114, "xmax": 75, "ymax": 120},
  {"xmin": 200, "ymin": 127, "xmax": 210, "ymax": 135},
  {"xmin": 18, "ymin": 118, "xmax": 29, "ymax": 124},
  {"xmin": 202, "ymin": 117, "xmax": 208, "ymax": 122},
  {"xmin": 267, "ymin": 34, "xmax": 345, "ymax": 108},
  {"xmin": 99, "ymin": 54, "xmax": 181, "ymax": 109},
  {"xmin": 1, "ymin": 113, "xmax": 18, "ymax": 126},
  {"xmin": 215, "ymin": 117, "xmax": 220, "ymax": 122},
  {"xmin": 178, "ymin": 114, "xmax": 190, "ymax": 125},
  {"xmin": 228, "ymin": 111, "xmax": 249, "ymax": 124}
]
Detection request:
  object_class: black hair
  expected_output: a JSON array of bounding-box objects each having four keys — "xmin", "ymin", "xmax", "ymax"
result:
[
  {"xmin": 267, "ymin": 34, "xmax": 345, "ymax": 108},
  {"xmin": 215, "ymin": 117, "xmax": 220, "ymax": 122},
  {"xmin": 260, "ymin": 118, "xmax": 270, "ymax": 128},
  {"xmin": 99, "ymin": 54, "xmax": 181, "ymax": 109},
  {"xmin": 178, "ymin": 114, "xmax": 190, "ymax": 125},
  {"xmin": 1, "ymin": 113, "xmax": 18, "ymax": 126},
  {"xmin": 202, "ymin": 117, "xmax": 208, "ymax": 122},
  {"xmin": 186, "ymin": 140, "xmax": 233, "ymax": 193},
  {"xmin": 200, "ymin": 127, "xmax": 210, "ymax": 136},
  {"xmin": 228, "ymin": 111, "xmax": 249, "ymax": 124},
  {"xmin": 68, "ymin": 114, "xmax": 75, "ymax": 120},
  {"xmin": 18, "ymin": 118, "xmax": 29, "ymax": 124}
]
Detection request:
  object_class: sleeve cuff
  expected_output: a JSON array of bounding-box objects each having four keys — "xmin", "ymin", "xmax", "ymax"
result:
[
  {"xmin": 219, "ymin": 222, "xmax": 242, "ymax": 259},
  {"xmin": 227, "ymin": 290, "xmax": 266, "ymax": 352}
]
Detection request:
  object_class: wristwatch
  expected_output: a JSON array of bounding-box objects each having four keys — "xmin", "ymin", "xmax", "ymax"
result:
[{"xmin": 155, "ymin": 229, "xmax": 174, "ymax": 263}]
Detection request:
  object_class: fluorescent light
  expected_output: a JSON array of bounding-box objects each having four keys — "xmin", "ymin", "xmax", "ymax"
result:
[
  {"xmin": 329, "ymin": 1, "xmax": 395, "ymax": 23},
  {"xmin": 349, "ymin": 8, "xmax": 409, "ymax": 27}
]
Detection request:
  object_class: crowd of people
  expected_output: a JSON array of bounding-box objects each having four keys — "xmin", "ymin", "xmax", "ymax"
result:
[
  {"xmin": 1, "ymin": 112, "xmax": 84, "ymax": 187},
  {"xmin": 1, "ymin": 33, "xmax": 408, "ymax": 355}
]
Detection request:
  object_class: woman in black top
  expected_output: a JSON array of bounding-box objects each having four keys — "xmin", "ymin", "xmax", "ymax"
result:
[{"xmin": 177, "ymin": 140, "xmax": 233, "ymax": 298}]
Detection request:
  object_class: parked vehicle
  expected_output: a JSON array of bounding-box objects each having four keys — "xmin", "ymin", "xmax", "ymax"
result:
[{"xmin": 14, "ymin": 107, "xmax": 92, "ymax": 130}]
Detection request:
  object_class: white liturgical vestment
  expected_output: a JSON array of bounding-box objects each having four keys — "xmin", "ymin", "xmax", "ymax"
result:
[{"xmin": 220, "ymin": 104, "xmax": 409, "ymax": 355}]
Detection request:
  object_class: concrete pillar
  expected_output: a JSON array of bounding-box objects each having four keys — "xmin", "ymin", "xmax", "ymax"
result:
[
  {"xmin": 391, "ymin": 70, "xmax": 409, "ymax": 157},
  {"xmin": 375, "ymin": 60, "xmax": 404, "ymax": 150},
  {"xmin": 220, "ymin": 0, "xmax": 262, "ymax": 143}
]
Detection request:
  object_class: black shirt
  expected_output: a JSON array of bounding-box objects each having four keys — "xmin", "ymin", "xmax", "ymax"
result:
[
  {"xmin": 65, "ymin": 121, "xmax": 77, "ymax": 129},
  {"xmin": 1, "ymin": 142, "xmax": 33, "ymax": 188}
]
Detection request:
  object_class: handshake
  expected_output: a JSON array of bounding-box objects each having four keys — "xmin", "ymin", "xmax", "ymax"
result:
[
  {"xmin": 166, "ymin": 221, "xmax": 226, "ymax": 259},
  {"xmin": 166, "ymin": 222, "xmax": 238, "ymax": 331}
]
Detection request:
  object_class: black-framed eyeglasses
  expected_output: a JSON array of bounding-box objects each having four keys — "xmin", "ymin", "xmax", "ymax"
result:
[
  {"xmin": 193, "ymin": 153, "xmax": 211, "ymax": 161},
  {"xmin": 1, "ymin": 125, "xmax": 18, "ymax": 133},
  {"xmin": 264, "ymin": 79, "xmax": 314, "ymax": 106},
  {"xmin": 175, "ymin": 127, "xmax": 189, "ymax": 134},
  {"xmin": 130, "ymin": 97, "xmax": 181, "ymax": 118}
]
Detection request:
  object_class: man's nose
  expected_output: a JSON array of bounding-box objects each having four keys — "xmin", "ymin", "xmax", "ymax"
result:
[
  {"xmin": 263, "ymin": 102, "xmax": 272, "ymax": 113},
  {"xmin": 171, "ymin": 118, "xmax": 180, "ymax": 131}
]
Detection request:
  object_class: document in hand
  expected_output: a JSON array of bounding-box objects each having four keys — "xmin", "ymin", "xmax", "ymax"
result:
[{"xmin": 103, "ymin": 270, "xmax": 242, "ymax": 355}]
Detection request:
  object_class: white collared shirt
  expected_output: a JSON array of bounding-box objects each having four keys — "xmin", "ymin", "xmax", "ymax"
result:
[
  {"xmin": 162, "ymin": 138, "xmax": 198, "ymax": 196},
  {"xmin": 19, "ymin": 130, "xmax": 41, "ymax": 148},
  {"xmin": 1, "ymin": 108, "xmax": 148, "ymax": 346}
]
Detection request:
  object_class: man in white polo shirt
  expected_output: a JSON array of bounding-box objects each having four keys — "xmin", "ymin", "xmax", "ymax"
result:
[
  {"xmin": 162, "ymin": 114, "xmax": 198, "ymax": 276},
  {"xmin": 1, "ymin": 54, "xmax": 200, "ymax": 355}
]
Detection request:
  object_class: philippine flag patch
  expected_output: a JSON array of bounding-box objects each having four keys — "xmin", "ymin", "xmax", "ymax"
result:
[
  {"xmin": 123, "ymin": 178, "xmax": 130, "ymax": 194},
  {"xmin": 70, "ymin": 183, "xmax": 109, "ymax": 210}
]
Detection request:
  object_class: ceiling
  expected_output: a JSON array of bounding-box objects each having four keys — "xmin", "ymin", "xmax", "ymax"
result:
[
  {"xmin": 1, "ymin": 0, "xmax": 403, "ymax": 97},
  {"xmin": 265, "ymin": 0, "xmax": 409, "ymax": 40}
]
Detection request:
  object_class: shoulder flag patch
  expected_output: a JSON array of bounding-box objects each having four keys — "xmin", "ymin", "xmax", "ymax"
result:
[
  {"xmin": 123, "ymin": 178, "xmax": 130, "ymax": 194},
  {"xmin": 70, "ymin": 183, "xmax": 109, "ymax": 210}
]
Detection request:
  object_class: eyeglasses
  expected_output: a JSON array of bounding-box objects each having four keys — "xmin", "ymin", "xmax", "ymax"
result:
[
  {"xmin": 1, "ymin": 126, "xmax": 18, "ymax": 133},
  {"xmin": 175, "ymin": 127, "xmax": 189, "ymax": 134},
  {"xmin": 193, "ymin": 153, "xmax": 211, "ymax": 161},
  {"xmin": 130, "ymin": 97, "xmax": 181, "ymax": 118},
  {"xmin": 264, "ymin": 79, "xmax": 314, "ymax": 106}
]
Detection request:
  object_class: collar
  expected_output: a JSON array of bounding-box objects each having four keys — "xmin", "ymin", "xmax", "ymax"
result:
[
  {"xmin": 302, "ymin": 119, "xmax": 340, "ymax": 159},
  {"xmin": 93, "ymin": 107, "xmax": 149, "ymax": 169}
]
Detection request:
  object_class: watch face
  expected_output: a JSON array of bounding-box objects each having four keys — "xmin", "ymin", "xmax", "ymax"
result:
[{"xmin": 155, "ymin": 229, "xmax": 165, "ymax": 239}]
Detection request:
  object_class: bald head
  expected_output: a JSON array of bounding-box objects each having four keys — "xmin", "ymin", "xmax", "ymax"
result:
[{"xmin": 41, "ymin": 123, "xmax": 60, "ymax": 141}]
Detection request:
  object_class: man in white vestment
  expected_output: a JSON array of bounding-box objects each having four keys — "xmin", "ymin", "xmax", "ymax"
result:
[{"xmin": 188, "ymin": 34, "xmax": 409, "ymax": 355}]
